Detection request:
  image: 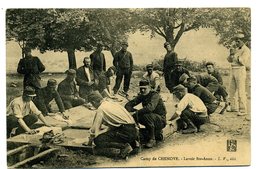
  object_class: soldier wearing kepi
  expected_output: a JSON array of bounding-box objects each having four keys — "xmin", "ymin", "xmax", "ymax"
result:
[
  {"xmin": 163, "ymin": 42, "xmax": 178, "ymax": 93},
  {"xmin": 125, "ymin": 80, "xmax": 167, "ymax": 148},
  {"xmin": 17, "ymin": 47, "xmax": 45, "ymax": 90},
  {"xmin": 227, "ymin": 33, "xmax": 250, "ymax": 116},
  {"xmin": 90, "ymin": 42, "xmax": 106, "ymax": 75},
  {"xmin": 142, "ymin": 64, "xmax": 161, "ymax": 92},
  {"xmin": 6, "ymin": 86, "xmax": 51, "ymax": 138},
  {"xmin": 113, "ymin": 41, "xmax": 133, "ymax": 96},
  {"xmin": 58, "ymin": 69, "xmax": 85, "ymax": 110},
  {"xmin": 169, "ymin": 84, "xmax": 208, "ymax": 134},
  {"xmin": 33, "ymin": 79, "xmax": 66, "ymax": 117}
]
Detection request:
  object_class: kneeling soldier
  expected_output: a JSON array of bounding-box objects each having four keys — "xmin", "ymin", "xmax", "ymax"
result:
[
  {"xmin": 125, "ymin": 80, "xmax": 167, "ymax": 148},
  {"xmin": 169, "ymin": 84, "xmax": 208, "ymax": 134}
]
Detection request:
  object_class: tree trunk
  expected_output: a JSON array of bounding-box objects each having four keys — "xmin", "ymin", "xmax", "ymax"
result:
[{"xmin": 67, "ymin": 48, "xmax": 77, "ymax": 69}]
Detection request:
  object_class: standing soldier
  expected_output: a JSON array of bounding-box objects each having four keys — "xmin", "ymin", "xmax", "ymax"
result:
[
  {"xmin": 227, "ymin": 33, "xmax": 250, "ymax": 116},
  {"xmin": 90, "ymin": 42, "xmax": 106, "ymax": 75},
  {"xmin": 17, "ymin": 47, "xmax": 45, "ymax": 90},
  {"xmin": 113, "ymin": 41, "xmax": 133, "ymax": 96},
  {"xmin": 163, "ymin": 42, "xmax": 178, "ymax": 93}
]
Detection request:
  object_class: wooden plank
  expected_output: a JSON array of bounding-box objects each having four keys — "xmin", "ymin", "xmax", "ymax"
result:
[
  {"xmin": 10, "ymin": 148, "xmax": 59, "ymax": 168},
  {"xmin": 7, "ymin": 144, "xmax": 30, "ymax": 156}
]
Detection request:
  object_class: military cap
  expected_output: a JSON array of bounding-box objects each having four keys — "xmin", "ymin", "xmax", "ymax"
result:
[
  {"xmin": 108, "ymin": 66, "xmax": 117, "ymax": 73},
  {"xmin": 179, "ymin": 73, "xmax": 189, "ymax": 84},
  {"xmin": 164, "ymin": 42, "xmax": 170, "ymax": 48},
  {"xmin": 139, "ymin": 79, "xmax": 150, "ymax": 87},
  {"xmin": 66, "ymin": 69, "xmax": 76, "ymax": 75},
  {"xmin": 187, "ymin": 75, "xmax": 198, "ymax": 82},
  {"xmin": 146, "ymin": 64, "xmax": 153, "ymax": 70},
  {"xmin": 121, "ymin": 41, "xmax": 128, "ymax": 46},
  {"xmin": 23, "ymin": 86, "xmax": 36, "ymax": 97},
  {"xmin": 205, "ymin": 61, "xmax": 214, "ymax": 67},
  {"xmin": 172, "ymin": 84, "xmax": 186, "ymax": 94},
  {"xmin": 47, "ymin": 79, "xmax": 57, "ymax": 87}
]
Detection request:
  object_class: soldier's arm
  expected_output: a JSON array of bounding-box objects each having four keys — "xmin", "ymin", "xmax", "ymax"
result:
[
  {"xmin": 125, "ymin": 96, "xmax": 142, "ymax": 112},
  {"xmin": 137, "ymin": 93, "xmax": 160, "ymax": 114}
]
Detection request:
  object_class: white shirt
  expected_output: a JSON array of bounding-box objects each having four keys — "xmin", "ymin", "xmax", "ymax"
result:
[
  {"xmin": 143, "ymin": 72, "xmax": 160, "ymax": 89},
  {"xmin": 84, "ymin": 67, "xmax": 92, "ymax": 82},
  {"xmin": 7, "ymin": 96, "xmax": 41, "ymax": 118},
  {"xmin": 90, "ymin": 100, "xmax": 135, "ymax": 136},
  {"xmin": 231, "ymin": 45, "xmax": 250, "ymax": 68},
  {"xmin": 175, "ymin": 93, "xmax": 207, "ymax": 117}
]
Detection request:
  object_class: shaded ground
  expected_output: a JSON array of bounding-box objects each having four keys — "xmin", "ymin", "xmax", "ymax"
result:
[{"xmin": 6, "ymin": 71, "xmax": 251, "ymax": 168}]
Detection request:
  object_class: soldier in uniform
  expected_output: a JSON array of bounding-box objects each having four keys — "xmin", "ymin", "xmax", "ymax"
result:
[
  {"xmin": 113, "ymin": 41, "xmax": 133, "ymax": 96},
  {"xmin": 90, "ymin": 42, "xmax": 106, "ymax": 75},
  {"xmin": 17, "ymin": 47, "xmax": 45, "ymax": 90},
  {"xmin": 125, "ymin": 80, "xmax": 166, "ymax": 148},
  {"xmin": 142, "ymin": 64, "xmax": 161, "ymax": 92},
  {"xmin": 162, "ymin": 42, "xmax": 178, "ymax": 93},
  {"xmin": 58, "ymin": 69, "xmax": 85, "ymax": 110},
  {"xmin": 33, "ymin": 79, "xmax": 66, "ymax": 117}
]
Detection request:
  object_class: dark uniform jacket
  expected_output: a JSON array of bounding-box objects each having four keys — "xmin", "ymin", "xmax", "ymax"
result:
[
  {"xmin": 190, "ymin": 84, "xmax": 216, "ymax": 104},
  {"xmin": 163, "ymin": 51, "xmax": 178, "ymax": 74},
  {"xmin": 33, "ymin": 87, "xmax": 65, "ymax": 115},
  {"xmin": 76, "ymin": 66, "xmax": 98, "ymax": 98},
  {"xmin": 113, "ymin": 50, "xmax": 133, "ymax": 70},
  {"xmin": 58, "ymin": 78, "xmax": 79, "ymax": 101},
  {"xmin": 17, "ymin": 56, "xmax": 45, "ymax": 89},
  {"xmin": 96, "ymin": 71, "xmax": 110, "ymax": 93},
  {"xmin": 125, "ymin": 91, "xmax": 167, "ymax": 119},
  {"xmin": 196, "ymin": 74, "xmax": 218, "ymax": 87},
  {"xmin": 209, "ymin": 70, "xmax": 223, "ymax": 85},
  {"xmin": 170, "ymin": 67, "xmax": 190, "ymax": 89},
  {"xmin": 90, "ymin": 51, "xmax": 106, "ymax": 73}
]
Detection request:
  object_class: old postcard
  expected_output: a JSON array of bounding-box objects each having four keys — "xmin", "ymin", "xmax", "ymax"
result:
[{"xmin": 5, "ymin": 8, "xmax": 250, "ymax": 168}]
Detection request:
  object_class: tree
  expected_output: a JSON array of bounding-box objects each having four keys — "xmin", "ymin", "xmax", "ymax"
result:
[
  {"xmin": 209, "ymin": 8, "xmax": 251, "ymax": 48},
  {"xmin": 134, "ymin": 8, "xmax": 212, "ymax": 50},
  {"xmin": 6, "ymin": 9, "xmax": 48, "ymax": 57},
  {"xmin": 87, "ymin": 9, "xmax": 138, "ymax": 57}
]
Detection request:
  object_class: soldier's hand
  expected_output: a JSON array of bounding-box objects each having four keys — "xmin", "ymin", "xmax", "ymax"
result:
[{"xmin": 27, "ymin": 129, "xmax": 39, "ymax": 135}]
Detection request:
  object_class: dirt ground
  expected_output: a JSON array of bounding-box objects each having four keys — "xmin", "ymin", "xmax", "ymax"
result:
[{"xmin": 6, "ymin": 71, "xmax": 251, "ymax": 168}]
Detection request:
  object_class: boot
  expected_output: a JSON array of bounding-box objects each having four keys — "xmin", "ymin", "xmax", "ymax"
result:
[
  {"xmin": 94, "ymin": 147, "xmax": 120, "ymax": 158},
  {"xmin": 182, "ymin": 119, "xmax": 198, "ymax": 134},
  {"xmin": 145, "ymin": 139, "xmax": 156, "ymax": 148},
  {"xmin": 119, "ymin": 143, "xmax": 133, "ymax": 159}
]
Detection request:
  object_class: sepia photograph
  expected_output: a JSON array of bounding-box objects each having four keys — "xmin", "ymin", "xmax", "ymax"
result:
[{"xmin": 4, "ymin": 8, "xmax": 251, "ymax": 168}]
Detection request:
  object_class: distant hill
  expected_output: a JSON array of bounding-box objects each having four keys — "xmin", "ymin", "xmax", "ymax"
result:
[{"xmin": 6, "ymin": 28, "xmax": 230, "ymax": 74}]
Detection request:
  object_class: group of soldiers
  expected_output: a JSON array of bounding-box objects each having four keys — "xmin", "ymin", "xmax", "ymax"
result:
[{"xmin": 6, "ymin": 32, "xmax": 250, "ymax": 159}]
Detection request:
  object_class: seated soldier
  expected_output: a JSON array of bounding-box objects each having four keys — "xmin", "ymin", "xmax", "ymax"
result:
[
  {"xmin": 186, "ymin": 76, "xmax": 219, "ymax": 115},
  {"xmin": 96, "ymin": 66, "xmax": 117, "ymax": 99},
  {"xmin": 169, "ymin": 84, "xmax": 208, "ymax": 133},
  {"xmin": 76, "ymin": 57, "xmax": 98, "ymax": 102},
  {"xmin": 179, "ymin": 73, "xmax": 228, "ymax": 103},
  {"xmin": 169, "ymin": 61, "xmax": 190, "ymax": 92},
  {"xmin": 125, "ymin": 80, "xmax": 167, "ymax": 148},
  {"xmin": 142, "ymin": 64, "xmax": 161, "ymax": 92},
  {"xmin": 33, "ymin": 79, "xmax": 66, "ymax": 117},
  {"xmin": 6, "ymin": 86, "xmax": 52, "ymax": 138},
  {"xmin": 58, "ymin": 69, "xmax": 85, "ymax": 110},
  {"xmin": 86, "ymin": 91, "xmax": 138, "ymax": 159}
]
